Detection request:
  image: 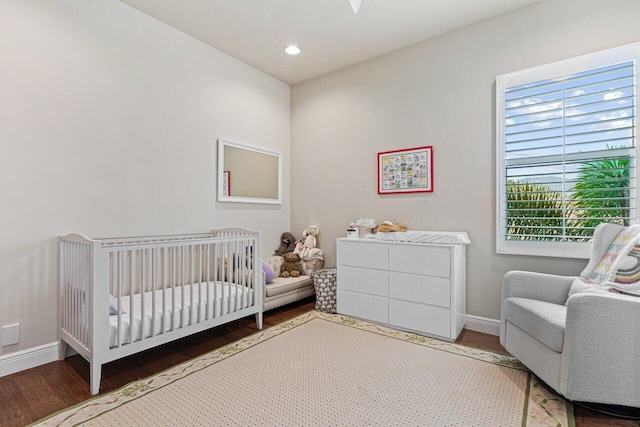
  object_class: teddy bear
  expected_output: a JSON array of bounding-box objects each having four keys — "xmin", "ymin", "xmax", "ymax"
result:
[
  {"xmin": 274, "ymin": 232, "xmax": 297, "ymax": 256},
  {"xmin": 280, "ymin": 252, "xmax": 304, "ymax": 278}
]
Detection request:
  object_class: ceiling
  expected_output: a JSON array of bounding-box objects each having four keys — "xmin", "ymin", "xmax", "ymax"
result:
[{"xmin": 119, "ymin": 0, "xmax": 540, "ymax": 85}]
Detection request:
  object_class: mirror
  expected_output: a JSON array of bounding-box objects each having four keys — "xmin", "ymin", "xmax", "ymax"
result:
[{"xmin": 217, "ymin": 138, "xmax": 282, "ymax": 204}]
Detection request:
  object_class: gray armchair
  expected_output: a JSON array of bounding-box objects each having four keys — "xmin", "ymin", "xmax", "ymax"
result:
[{"xmin": 500, "ymin": 223, "xmax": 640, "ymax": 409}]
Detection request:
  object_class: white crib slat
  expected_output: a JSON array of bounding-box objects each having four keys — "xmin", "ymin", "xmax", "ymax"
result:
[
  {"xmin": 140, "ymin": 248, "xmax": 146, "ymax": 342},
  {"xmin": 68, "ymin": 243, "xmax": 73, "ymax": 339},
  {"xmin": 72, "ymin": 242, "xmax": 76, "ymax": 336},
  {"xmin": 151, "ymin": 247, "xmax": 156, "ymax": 337},
  {"xmin": 213, "ymin": 242, "xmax": 219, "ymax": 318},
  {"xmin": 198, "ymin": 245, "xmax": 202, "ymax": 322},
  {"xmin": 171, "ymin": 246, "xmax": 176, "ymax": 332},
  {"xmin": 236, "ymin": 240, "xmax": 241, "ymax": 311},
  {"xmin": 189, "ymin": 246, "xmax": 194, "ymax": 326},
  {"xmin": 181, "ymin": 246, "xmax": 185, "ymax": 328},
  {"xmin": 73, "ymin": 243, "xmax": 78, "ymax": 341},
  {"xmin": 64, "ymin": 242, "xmax": 69, "ymax": 335},
  {"xmin": 116, "ymin": 251, "xmax": 122, "ymax": 348},
  {"xmin": 83, "ymin": 243, "xmax": 88, "ymax": 345},
  {"xmin": 205, "ymin": 244, "xmax": 210, "ymax": 320},
  {"xmin": 72, "ymin": 243, "xmax": 76, "ymax": 340},
  {"xmin": 161, "ymin": 247, "xmax": 166, "ymax": 335},
  {"xmin": 130, "ymin": 250, "xmax": 135, "ymax": 345},
  {"xmin": 224, "ymin": 241, "xmax": 229, "ymax": 315}
]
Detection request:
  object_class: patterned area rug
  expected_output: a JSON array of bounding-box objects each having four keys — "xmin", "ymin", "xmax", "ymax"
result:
[{"xmin": 34, "ymin": 312, "xmax": 573, "ymax": 426}]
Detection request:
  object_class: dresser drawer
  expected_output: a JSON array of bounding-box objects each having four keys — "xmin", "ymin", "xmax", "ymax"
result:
[
  {"xmin": 338, "ymin": 266, "xmax": 388, "ymax": 297},
  {"xmin": 389, "ymin": 299, "xmax": 450, "ymax": 338},
  {"xmin": 389, "ymin": 244, "xmax": 450, "ymax": 277},
  {"xmin": 338, "ymin": 291, "xmax": 388, "ymax": 324},
  {"xmin": 389, "ymin": 272, "xmax": 450, "ymax": 308},
  {"xmin": 338, "ymin": 240, "xmax": 388, "ymax": 269}
]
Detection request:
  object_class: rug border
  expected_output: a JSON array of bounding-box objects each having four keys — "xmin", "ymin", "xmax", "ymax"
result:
[{"xmin": 32, "ymin": 311, "xmax": 574, "ymax": 427}]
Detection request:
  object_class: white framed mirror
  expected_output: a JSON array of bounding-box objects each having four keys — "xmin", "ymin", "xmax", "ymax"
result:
[{"xmin": 217, "ymin": 138, "xmax": 282, "ymax": 204}]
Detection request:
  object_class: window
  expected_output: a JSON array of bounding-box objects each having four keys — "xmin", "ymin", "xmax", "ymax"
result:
[{"xmin": 497, "ymin": 43, "xmax": 639, "ymax": 258}]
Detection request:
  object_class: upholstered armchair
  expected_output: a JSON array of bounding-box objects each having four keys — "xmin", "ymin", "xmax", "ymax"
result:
[{"xmin": 500, "ymin": 223, "xmax": 640, "ymax": 409}]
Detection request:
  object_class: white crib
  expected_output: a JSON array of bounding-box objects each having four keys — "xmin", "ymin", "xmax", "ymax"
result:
[{"xmin": 58, "ymin": 227, "xmax": 262, "ymax": 395}]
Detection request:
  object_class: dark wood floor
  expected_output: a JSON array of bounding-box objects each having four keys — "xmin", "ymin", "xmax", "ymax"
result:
[{"xmin": 1, "ymin": 298, "xmax": 636, "ymax": 426}]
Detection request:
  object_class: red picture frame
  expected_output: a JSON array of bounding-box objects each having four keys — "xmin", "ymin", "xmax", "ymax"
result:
[{"xmin": 378, "ymin": 146, "xmax": 433, "ymax": 194}]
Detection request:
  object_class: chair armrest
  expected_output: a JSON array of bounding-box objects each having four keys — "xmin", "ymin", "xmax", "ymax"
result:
[
  {"xmin": 500, "ymin": 271, "xmax": 574, "ymax": 345},
  {"xmin": 502, "ymin": 271, "xmax": 574, "ymax": 305},
  {"xmin": 560, "ymin": 293, "xmax": 640, "ymax": 405}
]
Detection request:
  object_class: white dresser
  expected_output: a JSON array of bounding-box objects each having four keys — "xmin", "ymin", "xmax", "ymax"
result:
[{"xmin": 336, "ymin": 237, "xmax": 467, "ymax": 341}]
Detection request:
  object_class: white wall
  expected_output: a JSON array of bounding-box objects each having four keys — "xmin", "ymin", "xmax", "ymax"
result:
[
  {"xmin": 0, "ymin": 0, "xmax": 290, "ymax": 356},
  {"xmin": 291, "ymin": 0, "xmax": 640, "ymax": 320}
]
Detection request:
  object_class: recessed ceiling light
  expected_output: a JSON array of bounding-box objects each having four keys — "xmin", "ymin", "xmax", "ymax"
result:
[{"xmin": 285, "ymin": 45, "xmax": 301, "ymax": 55}]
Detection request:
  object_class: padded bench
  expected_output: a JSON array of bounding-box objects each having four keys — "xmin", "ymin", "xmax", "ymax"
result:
[{"xmin": 263, "ymin": 249, "xmax": 323, "ymax": 311}]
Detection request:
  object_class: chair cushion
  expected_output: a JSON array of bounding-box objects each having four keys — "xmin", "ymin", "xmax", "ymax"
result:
[
  {"xmin": 265, "ymin": 276, "xmax": 312, "ymax": 297},
  {"xmin": 503, "ymin": 297, "xmax": 566, "ymax": 352}
]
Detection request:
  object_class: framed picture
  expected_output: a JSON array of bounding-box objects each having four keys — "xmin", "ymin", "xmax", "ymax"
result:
[
  {"xmin": 378, "ymin": 146, "xmax": 433, "ymax": 194},
  {"xmin": 222, "ymin": 171, "xmax": 231, "ymax": 197}
]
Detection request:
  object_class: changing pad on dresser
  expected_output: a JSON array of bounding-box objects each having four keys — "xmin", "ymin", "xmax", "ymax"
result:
[{"xmin": 374, "ymin": 230, "xmax": 471, "ymax": 245}]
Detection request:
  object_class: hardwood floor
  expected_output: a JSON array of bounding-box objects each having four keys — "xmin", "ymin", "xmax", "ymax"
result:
[{"xmin": 1, "ymin": 299, "xmax": 636, "ymax": 426}]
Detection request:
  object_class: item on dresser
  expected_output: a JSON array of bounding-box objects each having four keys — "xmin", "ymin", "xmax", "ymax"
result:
[
  {"xmin": 376, "ymin": 221, "xmax": 407, "ymax": 233},
  {"xmin": 375, "ymin": 230, "xmax": 470, "ymax": 245},
  {"xmin": 336, "ymin": 235, "xmax": 470, "ymax": 341},
  {"xmin": 350, "ymin": 217, "xmax": 378, "ymax": 237},
  {"xmin": 59, "ymin": 227, "xmax": 263, "ymax": 395},
  {"xmin": 311, "ymin": 268, "xmax": 338, "ymax": 313}
]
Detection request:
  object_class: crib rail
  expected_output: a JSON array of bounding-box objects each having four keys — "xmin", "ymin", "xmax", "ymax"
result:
[
  {"xmin": 59, "ymin": 228, "xmax": 262, "ymax": 394},
  {"xmin": 106, "ymin": 235, "xmax": 260, "ymax": 348}
]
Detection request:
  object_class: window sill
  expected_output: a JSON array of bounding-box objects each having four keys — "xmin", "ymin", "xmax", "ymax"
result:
[{"xmin": 496, "ymin": 241, "xmax": 591, "ymax": 259}]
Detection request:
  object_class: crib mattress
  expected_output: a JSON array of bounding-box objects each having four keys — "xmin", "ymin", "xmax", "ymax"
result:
[{"xmin": 109, "ymin": 281, "xmax": 253, "ymax": 348}]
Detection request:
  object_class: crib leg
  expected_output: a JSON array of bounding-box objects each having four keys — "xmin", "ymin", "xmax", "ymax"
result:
[
  {"xmin": 90, "ymin": 363, "xmax": 102, "ymax": 395},
  {"xmin": 255, "ymin": 312, "xmax": 263, "ymax": 330},
  {"xmin": 58, "ymin": 339, "xmax": 68, "ymax": 361}
]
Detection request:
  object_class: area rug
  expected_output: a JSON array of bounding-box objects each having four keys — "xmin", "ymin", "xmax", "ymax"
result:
[{"xmin": 34, "ymin": 311, "xmax": 573, "ymax": 426}]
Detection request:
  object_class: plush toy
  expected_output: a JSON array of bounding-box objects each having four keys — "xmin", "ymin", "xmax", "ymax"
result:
[
  {"xmin": 295, "ymin": 225, "xmax": 319, "ymax": 259},
  {"xmin": 274, "ymin": 232, "xmax": 297, "ymax": 256},
  {"xmin": 295, "ymin": 229, "xmax": 308, "ymax": 252},
  {"xmin": 280, "ymin": 252, "xmax": 303, "ymax": 278},
  {"xmin": 262, "ymin": 261, "xmax": 274, "ymax": 284}
]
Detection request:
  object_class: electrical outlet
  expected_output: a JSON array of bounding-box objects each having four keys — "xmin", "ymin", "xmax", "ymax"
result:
[{"xmin": 2, "ymin": 323, "xmax": 19, "ymax": 346}]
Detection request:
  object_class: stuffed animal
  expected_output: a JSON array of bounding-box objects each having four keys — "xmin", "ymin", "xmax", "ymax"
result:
[
  {"xmin": 295, "ymin": 225, "xmax": 318, "ymax": 259},
  {"xmin": 262, "ymin": 261, "xmax": 274, "ymax": 284},
  {"xmin": 280, "ymin": 252, "xmax": 303, "ymax": 278},
  {"xmin": 274, "ymin": 232, "xmax": 297, "ymax": 256},
  {"xmin": 295, "ymin": 229, "xmax": 308, "ymax": 252}
]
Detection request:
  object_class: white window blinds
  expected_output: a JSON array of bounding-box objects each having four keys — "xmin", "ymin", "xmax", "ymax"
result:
[{"xmin": 497, "ymin": 44, "xmax": 639, "ymax": 257}]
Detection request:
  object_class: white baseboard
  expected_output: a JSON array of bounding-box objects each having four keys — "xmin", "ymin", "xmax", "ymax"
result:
[
  {"xmin": 464, "ymin": 315, "xmax": 500, "ymax": 336},
  {"xmin": 0, "ymin": 342, "xmax": 59, "ymax": 377}
]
